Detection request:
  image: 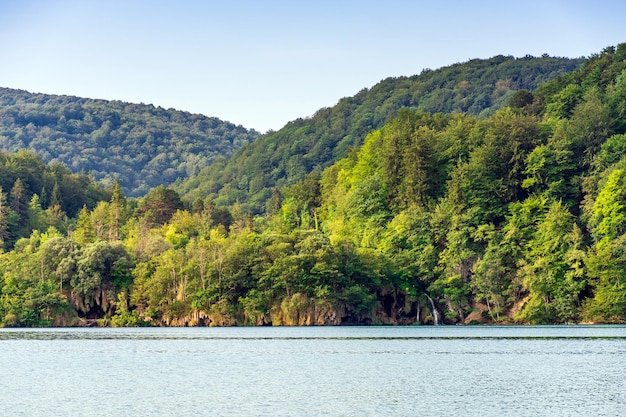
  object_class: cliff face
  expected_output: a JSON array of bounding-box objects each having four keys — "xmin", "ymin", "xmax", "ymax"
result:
[
  {"xmin": 26, "ymin": 281, "xmax": 477, "ymax": 328},
  {"xmin": 136, "ymin": 291, "xmax": 449, "ymax": 327},
  {"xmin": 269, "ymin": 295, "xmax": 343, "ymax": 326},
  {"xmin": 42, "ymin": 292, "xmax": 498, "ymax": 327}
]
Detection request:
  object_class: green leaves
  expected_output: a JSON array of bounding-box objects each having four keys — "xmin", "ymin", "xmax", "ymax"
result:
[
  {"xmin": 515, "ymin": 201, "xmax": 585, "ymax": 323},
  {"xmin": 177, "ymin": 55, "xmax": 582, "ymax": 213},
  {"xmin": 584, "ymin": 235, "xmax": 626, "ymax": 322},
  {"xmin": 0, "ymin": 88, "xmax": 259, "ymax": 197},
  {"xmin": 591, "ymin": 169, "xmax": 626, "ymax": 240},
  {"xmin": 4, "ymin": 44, "xmax": 626, "ymax": 327}
]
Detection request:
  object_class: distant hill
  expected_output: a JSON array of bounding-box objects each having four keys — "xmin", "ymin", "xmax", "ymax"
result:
[
  {"xmin": 177, "ymin": 54, "xmax": 583, "ymax": 212},
  {"xmin": 0, "ymin": 88, "xmax": 260, "ymax": 196}
]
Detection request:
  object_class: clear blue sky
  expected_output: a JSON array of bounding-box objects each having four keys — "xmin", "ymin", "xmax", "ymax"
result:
[{"xmin": 1, "ymin": 0, "xmax": 625, "ymax": 132}]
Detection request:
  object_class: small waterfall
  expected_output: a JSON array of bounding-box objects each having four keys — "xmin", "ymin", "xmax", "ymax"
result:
[
  {"xmin": 425, "ymin": 294, "xmax": 440, "ymax": 325},
  {"xmin": 415, "ymin": 300, "xmax": 421, "ymax": 324}
]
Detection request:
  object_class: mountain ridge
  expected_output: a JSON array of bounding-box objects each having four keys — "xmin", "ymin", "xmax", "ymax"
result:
[
  {"xmin": 176, "ymin": 54, "xmax": 584, "ymax": 212},
  {"xmin": 0, "ymin": 87, "xmax": 261, "ymax": 196}
]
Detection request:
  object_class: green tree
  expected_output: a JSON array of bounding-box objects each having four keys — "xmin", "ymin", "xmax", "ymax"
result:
[
  {"xmin": 430, "ymin": 201, "xmax": 476, "ymax": 322},
  {"xmin": 378, "ymin": 206, "xmax": 438, "ymax": 304},
  {"xmin": 136, "ymin": 185, "xmax": 184, "ymax": 226},
  {"xmin": 584, "ymin": 235, "xmax": 626, "ymax": 322},
  {"xmin": 509, "ymin": 89, "xmax": 534, "ymax": 109},
  {"xmin": 0, "ymin": 186, "xmax": 9, "ymax": 247},
  {"xmin": 109, "ymin": 177, "xmax": 126, "ymax": 241},
  {"xmin": 39, "ymin": 236, "xmax": 78, "ymax": 293},
  {"xmin": 590, "ymin": 168, "xmax": 626, "ymax": 241},
  {"xmin": 522, "ymin": 142, "xmax": 577, "ymax": 203},
  {"xmin": 73, "ymin": 205, "xmax": 95, "ymax": 245},
  {"xmin": 471, "ymin": 225, "xmax": 515, "ymax": 321},
  {"xmin": 515, "ymin": 201, "xmax": 585, "ymax": 323},
  {"xmin": 584, "ymin": 167, "xmax": 626, "ymax": 322},
  {"xmin": 10, "ymin": 178, "xmax": 28, "ymax": 228},
  {"xmin": 447, "ymin": 145, "xmax": 506, "ymax": 225},
  {"xmin": 27, "ymin": 194, "xmax": 47, "ymax": 232},
  {"xmin": 50, "ymin": 181, "xmax": 62, "ymax": 208},
  {"xmin": 71, "ymin": 241, "xmax": 133, "ymax": 317}
]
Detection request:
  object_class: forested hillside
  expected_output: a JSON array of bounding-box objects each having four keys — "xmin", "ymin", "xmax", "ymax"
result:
[
  {"xmin": 178, "ymin": 55, "xmax": 583, "ymax": 212},
  {"xmin": 0, "ymin": 88, "xmax": 260, "ymax": 196},
  {"xmin": 2, "ymin": 44, "xmax": 626, "ymax": 328},
  {"xmin": 0, "ymin": 150, "xmax": 109, "ymax": 249}
]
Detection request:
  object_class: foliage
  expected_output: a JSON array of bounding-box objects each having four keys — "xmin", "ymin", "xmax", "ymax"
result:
[
  {"xmin": 0, "ymin": 88, "xmax": 260, "ymax": 196},
  {"xmin": 177, "ymin": 55, "xmax": 582, "ymax": 213},
  {"xmin": 4, "ymin": 44, "xmax": 626, "ymax": 327},
  {"xmin": 0, "ymin": 150, "xmax": 109, "ymax": 248}
]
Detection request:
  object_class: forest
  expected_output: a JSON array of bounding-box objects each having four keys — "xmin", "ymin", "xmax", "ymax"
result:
[
  {"xmin": 177, "ymin": 54, "xmax": 583, "ymax": 212},
  {"xmin": 0, "ymin": 88, "xmax": 260, "ymax": 196},
  {"xmin": 0, "ymin": 44, "xmax": 625, "ymax": 327}
]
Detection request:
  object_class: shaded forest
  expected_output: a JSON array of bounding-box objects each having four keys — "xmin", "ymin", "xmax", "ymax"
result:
[
  {"xmin": 0, "ymin": 89, "xmax": 260, "ymax": 196},
  {"xmin": 2, "ymin": 45, "xmax": 626, "ymax": 327}
]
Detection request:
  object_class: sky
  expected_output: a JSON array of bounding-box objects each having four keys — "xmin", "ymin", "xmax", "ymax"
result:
[{"xmin": 1, "ymin": 1, "xmax": 625, "ymax": 133}]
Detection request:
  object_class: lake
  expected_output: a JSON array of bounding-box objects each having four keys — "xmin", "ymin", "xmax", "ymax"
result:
[{"xmin": 0, "ymin": 325, "xmax": 624, "ymax": 416}]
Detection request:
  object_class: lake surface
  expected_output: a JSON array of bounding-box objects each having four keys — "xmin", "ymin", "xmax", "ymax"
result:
[{"xmin": 0, "ymin": 325, "xmax": 624, "ymax": 416}]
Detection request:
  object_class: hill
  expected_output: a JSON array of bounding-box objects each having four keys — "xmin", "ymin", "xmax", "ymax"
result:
[
  {"xmin": 306, "ymin": 43, "xmax": 626, "ymax": 324},
  {"xmin": 0, "ymin": 149, "xmax": 109, "ymax": 249},
  {"xmin": 177, "ymin": 54, "xmax": 583, "ymax": 212},
  {"xmin": 5, "ymin": 44, "xmax": 626, "ymax": 328},
  {"xmin": 0, "ymin": 88, "xmax": 260, "ymax": 196}
]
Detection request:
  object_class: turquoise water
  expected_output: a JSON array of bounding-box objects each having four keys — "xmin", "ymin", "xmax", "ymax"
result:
[{"xmin": 1, "ymin": 326, "xmax": 624, "ymax": 416}]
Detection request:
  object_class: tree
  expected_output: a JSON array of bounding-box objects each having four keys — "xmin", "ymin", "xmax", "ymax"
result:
[
  {"xmin": 515, "ymin": 201, "xmax": 585, "ymax": 323},
  {"xmin": 71, "ymin": 241, "xmax": 133, "ymax": 317},
  {"xmin": 378, "ymin": 206, "xmax": 437, "ymax": 302},
  {"xmin": 447, "ymin": 145, "xmax": 506, "ymax": 224},
  {"xmin": 397, "ymin": 126, "xmax": 438, "ymax": 208},
  {"xmin": 73, "ymin": 205, "xmax": 95, "ymax": 245},
  {"xmin": 481, "ymin": 108, "xmax": 545, "ymax": 202},
  {"xmin": 10, "ymin": 178, "xmax": 28, "ymax": 228},
  {"xmin": 590, "ymin": 168, "xmax": 626, "ymax": 241},
  {"xmin": 522, "ymin": 142, "xmax": 577, "ymax": 204},
  {"xmin": 0, "ymin": 186, "xmax": 9, "ymax": 247},
  {"xmin": 283, "ymin": 173, "xmax": 321, "ymax": 230},
  {"xmin": 50, "ymin": 181, "xmax": 62, "ymax": 208},
  {"xmin": 39, "ymin": 236, "xmax": 78, "ymax": 292},
  {"xmin": 27, "ymin": 194, "xmax": 47, "ymax": 232},
  {"xmin": 584, "ymin": 235, "xmax": 626, "ymax": 322},
  {"xmin": 109, "ymin": 177, "xmax": 126, "ymax": 241},
  {"xmin": 509, "ymin": 89, "xmax": 534, "ymax": 109},
  {"xmin": 584, "ymin": 167, "xmax": 626, "ymax": 322},
  {"xmin": 89, "ymin": 201, "xmax": 110, "ymax": 241},
  {"xmin": 432, "ymin": 208, "xmax": 476, "ymax": 322},
  {"xmin": 471, "ymin": 225, "xmax": 515, "ymax": 321},
  {"xmin": 210, "ymin": 207, "xmax": 233, "ymax": 230},
  {"xmin": 135, "ymin": 185, "xmax": 184, "ymax": 226}
]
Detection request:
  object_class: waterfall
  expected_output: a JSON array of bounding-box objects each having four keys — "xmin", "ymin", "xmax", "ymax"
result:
[
  {"xmin": 415, "ymin": 300, "xmax": 421, "ymax": 324},
  {"xmin": 425, "ymin": 294, "xmax": 440, "ymax": 325}
]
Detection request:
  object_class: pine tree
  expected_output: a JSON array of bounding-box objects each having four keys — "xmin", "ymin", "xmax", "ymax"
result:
[
  {"xmin": 40, "ymin": 186, "xmax": 48, "ymax": 209},
  {"xmin": 0, "ymin": 186, "xmax": 9, "ymax": 247},
  {"xmin": 109, "ymin": 177, "xmax": 126, "ymax": 241},
  {"xmin": 50, "ymin": 181, "xmax": 62, "ymax": 209},
  {"xmin": 27, "ymin": 193, "xmax": 46, "ymax": 232},
  {"xmin": 73, "ymin": 205, "xmax": 95, "ymax": 245},
  {"xmin": 10, "ymin": 178, "xmax": 27, "ymax": 228}
]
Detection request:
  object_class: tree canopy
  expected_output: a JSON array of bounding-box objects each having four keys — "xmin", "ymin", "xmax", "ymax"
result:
[
  {"xmin": 177, "ymin": 54, "xmax": 583, "ymax": 213},
  {"xmin": 3, "ymin": 44, "xmax": 626, "ymax": 327},
  {"xmin": 0, "ymin": 88, "xmax": 260, "ymax": 196}
]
